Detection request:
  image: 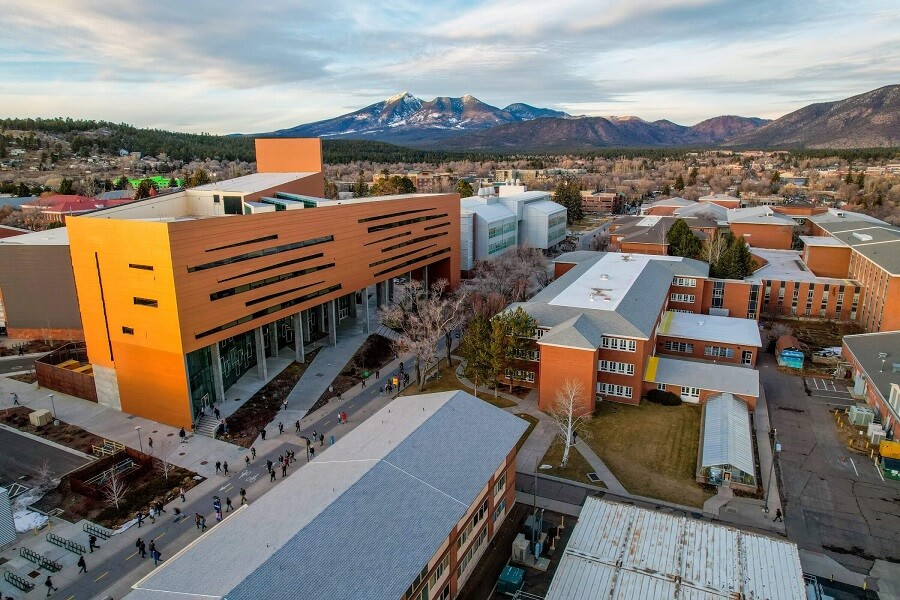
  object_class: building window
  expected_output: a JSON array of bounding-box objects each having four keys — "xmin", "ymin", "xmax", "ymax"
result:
[
  {"xmin": 597, "ymin": 383, "xmax": 633, "ymax": 399},
  {"xmin": 663, "ymin": 341, "xmax": 694, "ymax": 353},
  {"xmin": 122, "ymin": 326, "xmax": 134, "ymax": 335},
  {"xmin": 682, "ymin": 387, "xmax": 700, "ymax": 399},
  {"xmin": 427, "ymin": 554, "xmax": 450, "ymax": 593},
  {"xmin": 493, "ymin": 473, "xmax": 506, "ymax": 497},
  {"xmin": 458, "ymin": 499, "xmax": 489, "ymax": 552},
  {"xmin": 747, "ymin": 284, "xmax": 759, "ymax": 317},
  {"xmin": 704, "ymin": 345, "xmax": 734, "ymax": 358},
  {"xmin": 493, "ymin": 499, "xmax": 507, "ymax": 523},
  {"xmin": 711, "ymin": 281, "xmax": 725, "ymax": 309},
  {"xmin": 601, "ymin": 336, "xmax": 636, "ymax": 352},
  {"xmin": 128, "ymin": 263, "xmax": 154, "ymax": 271},
  {"xmin": 133, "ymin": 297, "xmax": 158, "ymax": 307},
  {"xmin": 598, "ymin": 360, "xmax": 634, "ymax": 375},
  {"xmin": 504, "ymin": 368, "xmax": 535, "ymax": 383},
  {"xmin": 658, "ymin": 383, "xmax": 667, "ymax": 391},
  {"xmin": 670, "ymin": 293, "xmax": 695, "ymax": 303},
  {"xmin": 672, "ymin": 277, "xmax": 697, "ymax": 287},
  {"xmin": 187, "ymin": 235, "xmax": 334, "ymax": 273},
  {"xmin": 457, "ymin": 526, "xmax": 488, "ymax": 579},
  {"xmin": 512, "ymin": 348, "xmax": 540, "ymax": 361}
]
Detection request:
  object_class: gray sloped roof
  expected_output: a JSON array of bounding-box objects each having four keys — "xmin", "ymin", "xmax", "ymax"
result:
[
  {"xmin": 125, "ymin": 391, "xmax": 527, "ymax": 600},
  {"xmin": 539, "ymin": 314, "xmax": 603, "ymax": 349},
  {"xmin": 701, "ymin": 393, "xmax": 755, "ymax": 477},
  {"xmin": 525, "ymin": 198, "xmax": 567, "ymax": 216}
]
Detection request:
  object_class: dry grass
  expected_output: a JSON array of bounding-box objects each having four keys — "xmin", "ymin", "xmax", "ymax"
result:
[
  {"xmin": 584, "ymin": 400, "xmax": 712, "ymax": 508},
  {"xmin": 514, "ymin": 413, "xmax": 539, "ymax": 452},
  {"xmin": 399, "ymin": 362, "xmax": 518, "ymax": 408},
  {"xmin": 540, "ymin": 437, "xmax": 604, "ymax": 487}
]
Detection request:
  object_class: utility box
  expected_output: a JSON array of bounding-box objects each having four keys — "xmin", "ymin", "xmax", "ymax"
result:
[
  {"xmin": 848, "ymin": 405, "xmax": 874, "ymax": 426},
  {"xmin": 496, "ymin": 565, "xmax": 525, "ymax": 595},
  {"xmin": 29, "ymin": 409, "xmax": 53, "ymax": 427},
  {"xmin": 511, "ymin": 533, "xmax": 529, "ymax": 564}
]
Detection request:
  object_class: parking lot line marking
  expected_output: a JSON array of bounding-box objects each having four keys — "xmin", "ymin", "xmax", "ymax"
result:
[
  {"xmin": 94, "ymin": 571, "xmax": 108, "ymax": 582},
  {"xmin": 849, "ymin": 458, "xmax": 859, "ymax": 477},
  {"xmin": 875, "ymin": 464, "xmax": 885, "ymax": 481},
  {"xmin": 809, "ymin": 394, "xmax": 853, "ymax": 402},
  {"xmin": 67, "ymin": 596, "xmax": 75, "ymax": 600},
  {"xmin": 126, "ymin": 551, "xmax": 138, "ymax": 560}
]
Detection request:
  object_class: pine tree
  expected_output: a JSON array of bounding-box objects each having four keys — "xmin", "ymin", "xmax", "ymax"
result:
[
  {"xmin": 666, "ymin": 219, "xmax": 701, "ymax": 259},
  {"xmin": 58, "ymin": 178, "xmax": 73, "ymax": 194},
  {"xmin": 353, "ymin": 171, "xmax": 368, "ymax": 198},
  {"xmin": 456, "ymin": 180, "xmax": 474, "ymax": 199},
  {"xmin": 674, "ymin": 174, "xmax": 685, "ymax": 191},
  {"xmin": 553, "ymin": 178, "xmax": 583, "ymax": 224}
]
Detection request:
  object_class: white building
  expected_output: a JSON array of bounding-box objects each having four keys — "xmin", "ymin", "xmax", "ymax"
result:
[{"xmin": 460, "ymin": 190, "xmax": 567, "ymax": 271}]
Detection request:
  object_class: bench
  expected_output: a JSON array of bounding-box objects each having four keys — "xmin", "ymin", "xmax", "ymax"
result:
[{"xmin": 56, "ymin": 359, "xmax": 79, "ymax": 369}]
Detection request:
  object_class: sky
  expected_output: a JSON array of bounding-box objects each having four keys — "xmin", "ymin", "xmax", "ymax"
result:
[{"xmin": 1, "ymin": 0, "xmax": 898, "ymax": 134}]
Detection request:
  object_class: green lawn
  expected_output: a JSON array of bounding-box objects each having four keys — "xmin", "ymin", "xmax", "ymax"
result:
[
  {"xmin": 584, "ymin": 400, "xmax": 712, "ymax": 507},
  {"xmin": 399, "ymin": 362, "xmax": 517, "ymax": 408},
  {"xmin": 514, "ymin": 413, "xmax": 539, "ymax": 452}
]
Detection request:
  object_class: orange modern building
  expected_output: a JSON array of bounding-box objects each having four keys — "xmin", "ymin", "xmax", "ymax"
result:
[
  {"xmin": 66, "ymin": 139, "xmax": 459, "ymax": 428},
  {"xmin": 504, "ymin": 251, "xmax": 761, "ymax": 415}
]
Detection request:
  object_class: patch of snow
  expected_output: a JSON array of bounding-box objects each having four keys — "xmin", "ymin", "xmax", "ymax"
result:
[
  {"xmin": 14, "ymin": 509, "xmax": 48, "ymax": 532},
  {"xmin": 114, "ymin": 517, "xmax": 140, "ymax": 534},
  {"xmin": 354, "ymin": 114, "xmax": 368, "ymax": 121},
  {"xmin": 388, "ymin": 120, "xmax": 407, "ymax": 128}
]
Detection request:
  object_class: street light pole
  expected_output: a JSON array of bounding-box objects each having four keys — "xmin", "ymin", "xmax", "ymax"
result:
[
  {"xmin": 135, "ymin": 425, "xmax": 143, "ymax": 453},
  {"xmin": 48, "ymin": 394, "xmax": 58, "ymax": 425}
]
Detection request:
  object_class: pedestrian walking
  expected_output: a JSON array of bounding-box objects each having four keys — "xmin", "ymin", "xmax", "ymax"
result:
[
  {"xmin": 179, "ymin": 427, "xmax": 186, "ymax": 443},
  {"xmin": 88, "ymin": 534, "xmax": 98, "ymax": 552},
  {"xmin": 251, "ymin": 446, "xmax": 257, "ymax": 459},
  {"xmin": 278, "ymin": 454, "xmax": 283, "ymax": 466},
  {"xmin": 77, "ymin": 555, "xmax": 87, "ymax": 573},
  {"xmin": 215, "ymin": 461, "xmax": 221, "ymax": 474},
  {"xmin": 337, "ymin": 390, "xmax": 342, "ymax": 401},
  {"xmin": 152, "ymin": 548, "xmax": 162, "ymax": 566},
  {"xmin": 212, "ymin": 497, "xmax": 221, "ymax": 515},
  {"xmin": 278, "ymin": 421, "xmax": 284, "ymax": 434},
  {"xmin": 773, "ymin": 508, "xmax": 783, "ymax": 522},
  {"xmin": 270, "ymin": 469, "xmax": 276, "ymax": 482},
  {"xmin": 148, "ymin": 506, "xmax": 156, "ymax": 524},
  {"xmin": 404, "ymin": 373, "xmax": 409, "ymax": 386},
  {"xmin": 223, "ymin": 418, "xmax": 229, "ymax": 435},
  {"xmin": 319, "ymin": 433, "xmax": 324, "ymax": 446},
  {"xmin": 266, "ymin": 459, "xmax": 273, "ymax": 472},
  {"xmin": 195, "ymin": 513, "xmax": 202, "ymax": 530},
  {"xmin": 226, "ymin": 497, "xmax": 233, "ymax": 512},
  {"xmin": 223, "ymin": 461, "xmax": 229, "ymax": 475},
  {"xmin": 240, "ymin": 488, "xmax": 247, "ymax": 505},
  {"xmin": 136, "ymin": 511, "xmax": 144, "ymax": 528},
  {"xmin": 148, "ymin": 540, "xmax": 156, "ymax": 556},
  {"xmin": 44, "ymin": 575, "xmax": 57, "ymax": 596},
  {"xmin": 136, "ymin": 538, "xmax": 146, "ymax": 558},
  {"xmin": 295, "ymin": 420, "xmax": 301, "ymax": 433},
  {"xmin": 312, "ymin": 429, "xmax": 317, "ymax": 441},
  {"xmin": 180, "ymin": 486, "xmax": 186, "ymax": 502},
  {"xmin": 245, "ymin": 454, "xmax": 250, "ymax": 467},
  {"xmin": 11, "ymin": 392, "xmax": 19, "ymax": 405},
  {"xmin": 214, "ymin": 407, "xmax": 221, "ymax": 420},
  {"xmin": 572, "ymin": 430, "xmax": 578, "ymax": 443},
  {"xmin": 375, "ymin": 369, "xmax": 380, "ymax": 379},
  {"xmin": 200, "ymin": 515, "xmax": 206, "ymax": 531},
  {"xmin": 281, "ymin": 463, "xmax": 287, "ymax": 477},
  {"xmin": 156, "ymin": 501, "xmax": 166, "ymax": 514},
  {"xmin": 147, "ymin": 436, "xmax": 153, "ymax": 450},
  {"xmin": 260, "ymin": 428, "xmax": 266, "ymax": 440},
  {"xmin": 361, "ymin": 378, "xmax": 366, "ymax": 389},
  {"xmin": 379, "ymin": 385, "xmax": 384, "ymax": 396},
  {"xmin": 283, "ymin": 399, "xmax": 288, "ymax": 411}
]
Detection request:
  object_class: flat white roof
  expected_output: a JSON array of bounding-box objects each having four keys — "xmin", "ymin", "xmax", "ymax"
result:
[
  {"xmin": 799, "ymin": 235, "xmax": 847, "ymax": 247},
  {"xmin": 0, "ymin": 227, "xmax": 69, "ymax": 246},
  {"xmin": 647, "ymin": 357, "xmax": 759, "ymax": 397},
  {"xmin": 548, "ymin": 253, "xmax": 684, "ymax": 312},
  {"xmin": 657, "ymin": 311, "xmax": 762, "ymax": 347},
  {"xmin": 461, "ymin": 197, "xmax": 515, "ymax": 221},
  {"xmin": 545, "ymin": 498, "xmax": 806, "ymax": 600},
  {"xmin": 746, "ymin": 248, "xmax": 851, "ymax": 284},
  {"xmin": 192, "ymin": 172, "xmax": 315, "ymax": 193}
]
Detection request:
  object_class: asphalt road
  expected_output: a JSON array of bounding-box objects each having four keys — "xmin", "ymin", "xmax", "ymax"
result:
[
  {"xmin": 0, "ymin": 427, "xmax": 91, "ymax": 489},
  {"xmin": 0, "ymin": 355, "xmax": 37, "ymax": 374},
  {"xmin": 761, "ymin": 354, "xmax": 900, "ymax": 573}
]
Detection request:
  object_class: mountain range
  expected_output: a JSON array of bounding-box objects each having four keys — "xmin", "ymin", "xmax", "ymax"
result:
[{"xmin": 264, "ymin": 85, "xmax": 900, "ymax": 150}]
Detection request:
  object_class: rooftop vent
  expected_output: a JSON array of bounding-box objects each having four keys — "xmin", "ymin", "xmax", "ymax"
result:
[
  {"xmin": 599, "ymin": 273, "xmax": 610, "ymax": 280},
  {"xmin": 851, "ymin": 232, "xmax": 873, "ymax": 242}
]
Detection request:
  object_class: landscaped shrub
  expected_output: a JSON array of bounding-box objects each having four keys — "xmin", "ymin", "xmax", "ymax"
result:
[{"xmin": 646, "ymin": 389, "xmax": 682, "ymax": 406}]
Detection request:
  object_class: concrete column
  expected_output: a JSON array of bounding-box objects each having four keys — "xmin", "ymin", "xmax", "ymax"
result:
[
  {"xmin": 210, "ymin": 342, "xmax": 226, "ymax": 404},
  {"xmin": 375, "ymin": 281, "xmax": 383, "ymax": 308},
  {"xmin": 387, "ymin": 278, "xmax": 394, "ymax": 303},
  {"xmin": 423, "ymin": 264, "xmax": 429, "ymax": 294},
  {"xmin": 329, "ymin": 299, "xmax": 338, "ymax": 346},
  {"xmin": 269, "ymin": 322, "xmax": 278, "ymax": 357},
  {"xmin": 349, "ymin": 293, "xmax": 358, "ymax": 318},
  {"xmin": 254, "ymin": 326, "xmax": 268, "ymax": 380},
  {"xmin": 302, "ymin": 309, "xmax": 312, "ymax": 342},
  {"xmin": 317, "ymin": 303, "xmax": 326, "ymax": 334},
  {"xmin": 364, "ymin": 285, "xmax": 372, "ymax": 335},
  {"xmin": 293, "ymin": 312, "xmax": 305, "ymax": 363}
]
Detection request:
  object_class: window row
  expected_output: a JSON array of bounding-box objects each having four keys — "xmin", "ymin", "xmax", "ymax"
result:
[
  {"xmin": 598, "ymin": 360, "xmax": 634, "ymax": 375},
  {"xmin": 504, "ymin": 368, "xmax": 535, "ymax": 383},
  {"xmin": 670, "ymin": 293, "xmax": 695, "ymax": 303},
  {"xmin": 457, "ymin": 500, "xmax": 488, "ymax": 551},
  {"xmin": 663, "ymin": 341, "xmax": 694, "ymax": 353},
  {"xmin": 597, "ymin": 383, "xmax": 633, "ymax": 399},
  {"xmin": 672, "ymin": 277, "xmax": 697, "ymax": 287},
  {"xmin": 704, "ymin": 345, "xmax": 734, "ymax": 358},
  {"xmin": 457, "ymin": 526, "xmax": 488, "ymax": 580},
  {"xmin": 601, "ymin": 336, "xmax": 636, "ymax": 352},
  {"xmin": 512, "ymin": 348, "xmax": 540, "ymax": 361}
]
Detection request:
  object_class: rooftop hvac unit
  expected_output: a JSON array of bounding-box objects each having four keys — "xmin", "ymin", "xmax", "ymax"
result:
[
  {"xmin": 511, "ymin": 533, "xmax": 529, "ymax": 564},
  {"xmin": 848, "ymin": 405, "xmax": 874, "ymax": 426},
  {"xmin": 871, "ymin": 430, "xmax": 887, "ymax": 445},
  {"xmin": 867, "ymin": 422, "xmax": 883, "ymax": 438}
]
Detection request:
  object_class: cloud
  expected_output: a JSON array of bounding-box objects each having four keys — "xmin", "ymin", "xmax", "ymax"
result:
[{"xmin": 0, "ymin": 0, "xmax": 897, "ymax": 132}]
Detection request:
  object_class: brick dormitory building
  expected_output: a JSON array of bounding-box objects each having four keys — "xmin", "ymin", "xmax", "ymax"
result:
[{"xmin": 501, "ymin": 251, "xmax": 762, "ymax": 415}]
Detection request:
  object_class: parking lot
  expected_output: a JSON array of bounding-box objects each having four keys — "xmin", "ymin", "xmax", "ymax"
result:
[
  {"xmin": 0, "ymin": 427, "xmax": 92, "ymax": 502},
  {"xmin": 761, "ymin": 355, "xmax": 900, "ymax": 572}
]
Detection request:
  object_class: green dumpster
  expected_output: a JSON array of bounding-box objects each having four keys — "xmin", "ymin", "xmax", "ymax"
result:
[{"xmin": 496, "ymin": 565, "xmax": 524, "ymax": 595}]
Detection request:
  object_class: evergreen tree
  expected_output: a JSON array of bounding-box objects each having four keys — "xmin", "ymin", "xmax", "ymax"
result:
[
  {"xmin": 456, "ymin": 179, "xmax": 474, "ymax": 198},
  {"xmin": 687, "ymin": 167, "xmax": 698, "ymax": 187},
  {"xmin": 715, "ymin": 236, "xmax": 755, "ymax": 279},
  {"xmin": 352, "ymin": 171, "xmax": 368, "ymax": 198},
  {"xmin": 553, "ymin": 178, "xmax": 583, "ymax": 224},
  {"xmin": 674, "ymin": 174, "xmax": 685, "ymax": 191},
  {"xmin": 661, "ymin": 183, "xmax": 671, "ymax": 196},
  {"xmin": 168, "ymin": 176, "xmax": 178, "ymax": 188},
  {"xmin": 58, "ymin": 178, "xmax": 74, "ymax": 194},
  {"xmin": 460, "ymin": 314, "xmax": 493, "ymax": 395},
  {"xmin": 666, "ymin": 219, "xmax": 702, "ymax": 259},
  {"xmin": 855, "ymin": 172, "xmax": 865, "ymax": 188},
  {"xmin": 114, "ymin": 175, "xmax": 129, "ymax": 190},
  {"xmin": 845, "ymin": 170, "xmax": 854, "ymax": 185},
  {"xmin": 134, "ymin": 179, "xmax": 157, "ymax": 199},
  {"xmin": 323, "ymin": 178, "xmax": 339, "ymax": 199}
]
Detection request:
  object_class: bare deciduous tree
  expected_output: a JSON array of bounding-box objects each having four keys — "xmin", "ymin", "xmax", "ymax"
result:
[
  {"xmin": 465, "ymin": 247, "xmax": 550, "ymax": 314},
  {"xmin": 102, "ymin": 470, "xmax": 129, "ymax": 510},
  {"xmin": 156, "ymin": 440, "xmax": 178, "ymax": 481},
  {"xmin": 700, "ymin": 230, "xmax": 730, "ymax": 266},
  {"xmin": 589, "ymin": 230, "xmax": 610, "ymax": 251},
  {"xmin": 547, "ymin": 380, "xmax": 591, "ymax": 468},
  {"xmin": 380, "ymin": 278, "xmax": 468, "ymax": 390}
]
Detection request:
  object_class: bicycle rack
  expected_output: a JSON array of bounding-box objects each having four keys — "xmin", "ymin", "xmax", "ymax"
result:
[
  {"xmin": 46, "ymin": 532, "xmax": 86, "ymax": 554},
  {"xmin": 4, "ymin": 570, "xmax": 35, "ymax": 592},
  {"xmin": 83, "ymin": 522, "xmax": 114, "ymax": 540},
  {"xmin": 19, "ymin": 547, "xmax": 62, "ymax": 572}
]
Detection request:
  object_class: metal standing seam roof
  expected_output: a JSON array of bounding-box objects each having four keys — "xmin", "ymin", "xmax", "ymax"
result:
[
  {"xmin": 701, "ymin": 393, "xmax": 755, "ymax": 476},
  {"xmin": 545, "ymin": 497, "xmax": 805, "ymax": 600},
  {"xmin": 842, "ymin": 332, "xmax": 900, "ymax": 407},
  {"xmin": 124, "ymin": 391, "xmax": 528, "ymax": 600},
  {"xmin": 727, "ymin": 206, "xmax": 796, "ymax": 226},
  {"xmin": 645, "ymin": 357, "xmax": 760, "ymax": 398}
]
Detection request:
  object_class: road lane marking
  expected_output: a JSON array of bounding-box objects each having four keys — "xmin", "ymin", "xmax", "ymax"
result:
[
  {"xmin": 94, "ymin": 571, "xmax": 108, "ymax": 582},
  {"xmin": 849, "ymin": 458, "xmax": 859, "ymax": 477},
  {"xmin": 220, "ymin": 483, "xmax": 233, "ymax": 493},
  {"xmin": 126, "ymin": 551, "xmax": 138, "ymax": 560}
]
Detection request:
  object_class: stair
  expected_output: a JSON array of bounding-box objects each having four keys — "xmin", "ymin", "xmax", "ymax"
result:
[
  {"xmin": 373, "ymin": 324, "xmax": 400, "ymax": 342},
  {"xmin": 193, "ymin": 414, "xmax": 220, "ymax": 438}
]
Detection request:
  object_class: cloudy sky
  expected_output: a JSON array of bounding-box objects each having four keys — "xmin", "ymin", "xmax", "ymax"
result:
[{"xmin": 1, "ymin": 0, "xmax": 898, "ymax": 134}]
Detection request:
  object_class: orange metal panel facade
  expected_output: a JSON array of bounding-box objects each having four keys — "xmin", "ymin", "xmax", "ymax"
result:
[{"xmin": 254, "ymin": 138, "xmax": 324, "ymax": 174}]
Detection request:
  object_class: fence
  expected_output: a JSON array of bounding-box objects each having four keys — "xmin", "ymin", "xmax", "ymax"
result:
[
  {"xmin": 84, "ymin": 458, "xmax": 137, "ymax": 486},
  {"xmin": 92, "ymin": 439, "xmax": 125, "ymax": 457},
  {"xmin": 35, "ymin": 342, "xmax": 97, "ymax": 402}
]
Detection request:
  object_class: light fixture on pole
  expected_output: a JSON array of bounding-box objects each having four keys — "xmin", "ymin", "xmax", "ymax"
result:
[
  {"xmin": 49, "ymin": 394, "xmax": 59, "ymax": 426},
  {"xmin": 135, "ymin": 425, "xmax": 143, "ymax": 453}
]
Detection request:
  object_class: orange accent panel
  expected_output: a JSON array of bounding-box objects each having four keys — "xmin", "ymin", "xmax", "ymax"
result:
[
  {"xmin": 114, "ymin": 343, "xmax": 192, "ymax": 428},
  {"xmin": 255, "ymin": 138, "xmax": 323, "ymax": 174}
]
